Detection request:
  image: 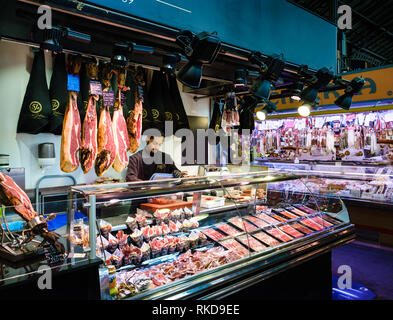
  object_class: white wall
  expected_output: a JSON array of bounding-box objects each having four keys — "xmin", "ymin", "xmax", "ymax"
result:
[{"xmin": 0, "ymin": 41, "xmax": 210, "ymax": 190}]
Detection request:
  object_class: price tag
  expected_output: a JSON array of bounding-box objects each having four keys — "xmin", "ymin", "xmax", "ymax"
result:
[
  {"xmin": 121, "ymin": 92, "xmax": 126, "ymax": 105},
  {"xmin": 90, "ymin": 81, "xmax": 102, "ymax": 96},
  {"xmin": 103, "ymin": 91, "xmax": 115, "ymax": 107},
  {"xmin": 67, "ymin": 74, "xmax": 80, "ymax": 92}
]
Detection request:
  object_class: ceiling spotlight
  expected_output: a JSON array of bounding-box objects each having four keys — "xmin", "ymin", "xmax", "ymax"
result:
[
  {"xmin": 234, "ymin": 69, "xmax": 248, "ymax": 87},
  {"xmin": 176, "ymin": 30, "xmax": 221, "ymax": 88},
  {"xmin": 335, "ymin": 77, "xmax": 365, "ymax": 110},
  {"xmin": 256, "ymin": 110, "xmax": 267, "ymax": 121},
  {"xmin": 112, "ymin": 42, "xmax": 133, "ymax": 68},
  {"xmin": 290, "ymin": 81, "xmax": 304, "ymax": 101},
  {"xmin": 240, "ymin": 95, "xmax": 259, "ymax": 112},
  {"xmin": 161, "ymin": 53, "xmax": 181, "ymax": 74},
  {"xmin": 249, "ymin": 54, "xmax": 286, "ymax": 100},
  {"xmin": 40, "ymin": 26, "xmax": 64, "ymax": 53},
  {"xmin": 298, "ymin": 103, "xmax": 312, "ymax": 117},
  {"xmin": 300, "ymin": 67, "xmax": 334, "ymax": 103}
]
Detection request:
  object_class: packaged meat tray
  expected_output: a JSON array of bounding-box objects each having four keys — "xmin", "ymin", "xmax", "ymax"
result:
[
  {"xmin": 219, "ymin": 239, "xmax": 250, "ymax": 257},
  {"xmin": 270, "ymin": 214, "xmax": 287, "ymax": 223},
  {"xmin": 291, "ymin": 222, "xmax": 314, "ymax": 235},
  {"xmin": 279, "ymin": 225, "xmax": 303, "ymax": 238},
  {"xmin": 310, "ymin": 216, "xmax": 333, "ymax": 228},
  {"xmin": 293, "ymin": 204, "xmax": 317, "ymax": 214},
  {"xmin": 227, "ymin": 217, "xmax": 258, "ymax": 233},
  {"xmin": 254, "ymin": 213, "xmax": 280, "ymax": 225},
  {"xmin": 215, "ymin": 223, "xmax": 243, "ymax": 237},
  {"xmin": 265, "ymin": 228, "xmax": 293, "ymax": 242},
  {"xmin": 236, "ymin": 235, "xmax": 266, "ymax": 252},
  {"xmin": 253, "ymin": 231, "xmax": 280, "ymax": 247},
  {"xmin": 201, "ymin": 228, "xmax": 226, "ymax": 241},
  {"xmin": 243, "ymin": 215, "xmax": 269, "ymax": 228},
  {"xmin": 274, "ymin": 209, "xmax": 298, "ymax": 220},
  {"xmin": 321, "ymin": 214, "xmax": 341, "ymax": 225},
  {"xmin": 300, "ymin": 218, "xmax": 323, "ymax": 231},
  {"xmin": 285, "ymin": 206, "xmax": 309, "ymax": 217}
]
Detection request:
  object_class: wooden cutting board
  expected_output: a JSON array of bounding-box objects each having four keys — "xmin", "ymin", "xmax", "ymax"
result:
[{"xmin": 140, "ymin": 201, "xmax": 192, "ymax": 212}]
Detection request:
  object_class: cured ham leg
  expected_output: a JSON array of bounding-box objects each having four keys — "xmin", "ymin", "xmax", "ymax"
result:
[
  {"xmin": 0, "ymin": 172, "xmax": 64, "ymax": 253},
  {"xmin": 113, "ymin": 93, "xmax": 130, "ymax": 172},
  {"xmin": 127, "ymin": 96, "xmax": 143, "ymax": 153},
  {"xmin": 112, "ymin": 71, "xmax": 130, "ymax": 172},
  {"xmin": 80, "ymin": 95, "xmax": 98, "ymax": 173},
  {"xmin": 95, "ymin": 105, "xmax": 116, "ymax": 177},
  {"xmin": 127, "ymin": 68, "xmax": 144, "ymax": 153},
  {"xmin": 60, "ymin": 91, "xmax": 82, "ymax": 172}
]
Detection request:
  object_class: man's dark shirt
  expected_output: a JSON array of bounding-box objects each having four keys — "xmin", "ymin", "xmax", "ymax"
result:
[{"xmin": 126, "ymin": 150, "xmax": 181, "ymax": 181}]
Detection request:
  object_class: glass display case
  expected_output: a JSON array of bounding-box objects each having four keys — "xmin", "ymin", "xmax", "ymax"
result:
[
  {"xmin": 256, "ymin": 162, "xmax": 393, "ymax": 207},
  {"xmin": 69, "ymin": 171, "xmax": 355, "ymax": 300},
  {"xmin": 0, "ymin": 196, "xmax": 102, "ymax": 299}
]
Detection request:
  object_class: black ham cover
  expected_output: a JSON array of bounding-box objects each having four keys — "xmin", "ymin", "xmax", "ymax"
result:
[
  {"xmin": 168, "ymin": 73, "xmax": 190, "ymax": 130},
  {"xmin": 123, "ymin": 67, "xmax": 136, "ymax": 119},
  {"xmin": 145, "ymin": 70, "xmax": 166, "ymax": 132},
  {"xmin": 48, "ymin": 53, "xmax": 68, "ymax": 135},
  {"xmin": 209, "ymin": 100, "xmax": 223, "ymax": 132},
  {"xmin": 17, "ymin": 50, "xmax": 52, "ymax": 134}
]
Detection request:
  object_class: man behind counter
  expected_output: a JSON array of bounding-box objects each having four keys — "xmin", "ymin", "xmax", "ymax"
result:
[{"xmin": 126, "ymin": 132, "xmax": 184, "ymax": 181}]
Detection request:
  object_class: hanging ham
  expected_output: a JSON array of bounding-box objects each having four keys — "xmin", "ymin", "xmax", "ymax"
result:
[
  {"xmin": 80, "ymin": 60, "xmax": 100, "ymax": 174},
  {"xmin": 60, "ymin": 91, "xmax": 82, "ymax": 172},
  {"xmin": 127, "ymin": 67, "xmax": 144, "ymax": 153},
  {"xmin": 95, "ymin": 66, "xmax": 116, "ymax": 177},
  {"xmin": 112, "ymin": 70, "xmax": 130, "ymax": 172},
  {"xmin": 60, "ymin": 55, "xmax": 83, "ymax": 173}
]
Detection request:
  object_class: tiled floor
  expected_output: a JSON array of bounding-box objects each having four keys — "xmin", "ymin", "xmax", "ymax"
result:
[{"xmin": 332, "ymin": 240, "xmax": 393, "ymax": 300}]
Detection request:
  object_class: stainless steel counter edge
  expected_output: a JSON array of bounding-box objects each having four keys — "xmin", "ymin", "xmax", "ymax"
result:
[{"xmin": 127, "ymin": 223, "xmax": 355, "ymax": 300}]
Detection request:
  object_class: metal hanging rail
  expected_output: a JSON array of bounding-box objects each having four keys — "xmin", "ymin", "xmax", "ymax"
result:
[{"xmin": 17, "ymin": 0, "xmax": 318, "ymax": 75}]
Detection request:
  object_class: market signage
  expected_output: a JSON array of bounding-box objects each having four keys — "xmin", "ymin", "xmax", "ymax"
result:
[
  {"xmin": 271, "ymin": 66, "xmax": 393, "ymax": 110},
  {"xmin": 82, "ymin": 0, "xmax": 336, "ymax": 70}
]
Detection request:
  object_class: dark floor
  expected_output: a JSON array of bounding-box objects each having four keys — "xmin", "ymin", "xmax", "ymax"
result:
[{"xmin": 332, "ymin": 241, "xmax": 393, "ymax": 300}]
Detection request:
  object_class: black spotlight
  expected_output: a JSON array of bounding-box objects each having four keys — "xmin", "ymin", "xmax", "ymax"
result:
[
  {"xmin": 290, "ymin": 81, "xmax": 304, "ymax": 101},
  {"xmin": 176, "ymin": 30, "xmax": 221, "ymax": 88},
  {"xmin": 234, "ymin": 69, "xmax": 248, "ymax": 87},
  {"xmin": 300, "ymin": 67, "xmax": 334, "ymax": 103},
  {"xmin": 40, "ymin": 26, "xmax": 64, "ymax": 53},
  {"xmin": 112, "ymin": 42, "xmax": 133, "ymax": 68},
  {"xmin": 250, "ymin": 54, "xmax": 285, "ymax": 100},
  {"xmin": 335, "ymin": 77, "xmax": 365, "ymax": 110},
  {"xmin": 240, "ymin": 95, "xmax": 259, "ymax": 112},
  {"xmin": 161, "ymin": 53, "xmax": 181, "ymax": 74}
]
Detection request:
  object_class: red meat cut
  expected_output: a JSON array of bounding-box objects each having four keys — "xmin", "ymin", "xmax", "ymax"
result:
[
  {"xmin": 80, "ymin": 95, "xmax": 98, "ymax": 173},
  {"xmin": 95, "ymin": 103, "xmax": 116, "ymax": 177},
  {"xmin": 127, "ymin": 69, "xmax": 144, "ymax": 153},
  {"xmin": 0, "ymin": 172, "xmax": 37, "ymax": 221},
  {"xmin": 112, "ymin": 72, "xmax": 130, "ymax": 172},
  {"xmin": 60, "ymin": 91, "xmax": 81, "ymax": 172}
]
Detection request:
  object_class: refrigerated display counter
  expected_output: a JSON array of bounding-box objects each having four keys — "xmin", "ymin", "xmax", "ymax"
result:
[
  {"xmin": 253, "ymin": 162, "xmax": 393, "ymax": 247},
  {"xmin": 68, "ymin": 171, "xmax": 355, "ymax": 300}
]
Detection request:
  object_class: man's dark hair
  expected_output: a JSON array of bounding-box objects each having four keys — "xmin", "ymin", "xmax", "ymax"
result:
[{"xmin": 147, "ymin": 128, "xmax": 165, "ymax": 143}]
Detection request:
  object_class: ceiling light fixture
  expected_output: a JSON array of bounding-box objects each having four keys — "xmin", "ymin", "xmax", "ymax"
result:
[
  {"xmin": 161, "ymin": 53, "xmax": 181, "ymax": 74},
  {"xmin": 335, "ymin": 77, "xmax": 365, "ymax": 110},
  {"xmin": 298, "ymin": 103, "xmax": 312, "ymax": 117},
  {"xmin": 111, "ymin": 42, "xmax": 133, "ymax": 68},
  {"xmin": 40, "ymin": 26, "xmax": 64, "ymax": 53},
  {"xmin": 249, "ymin": 53, "xmax": 286, "ymax": 100},
  {"xmin": 176, "ymin": 30, "xmax": 221, "ymax": 88},
  {"xmin": 300, "ymin": 67, "xmax": 334, "ymax": 103}
]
